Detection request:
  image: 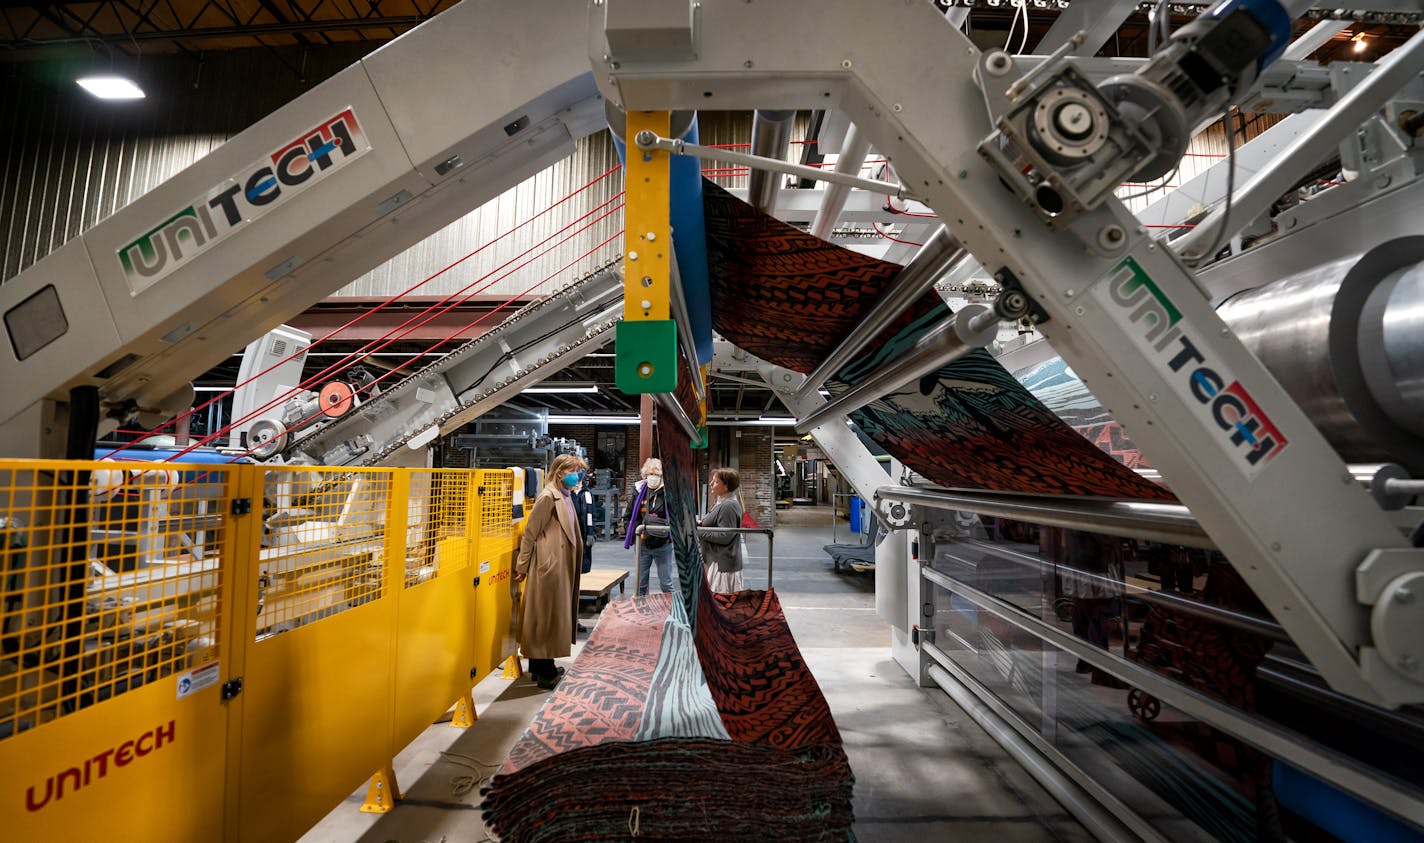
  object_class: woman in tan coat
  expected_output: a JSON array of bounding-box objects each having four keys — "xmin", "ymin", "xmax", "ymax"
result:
[{"xmin": 514, "ymin": 453, "xmax": 587, "ymax": 690}]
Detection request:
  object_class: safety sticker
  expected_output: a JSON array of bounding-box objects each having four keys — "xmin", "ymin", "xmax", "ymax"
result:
[
  {"xmin": 479, "ymin": 560, "xmax": 492, "ymax": 574},
  {"xmin": 176, "ymin": 661, "xmax": 221, "ymax": 700}
]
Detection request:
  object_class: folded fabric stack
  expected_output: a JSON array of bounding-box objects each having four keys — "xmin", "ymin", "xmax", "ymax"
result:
[{"xmin": 482, "ymin": 592, "xmax": 854, "ymax": 841}]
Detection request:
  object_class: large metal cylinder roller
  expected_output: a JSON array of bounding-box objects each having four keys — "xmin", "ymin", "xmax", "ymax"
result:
[{"xmin": 1217, "ymin": 237, "xmax": 1424, "ymax": 472}]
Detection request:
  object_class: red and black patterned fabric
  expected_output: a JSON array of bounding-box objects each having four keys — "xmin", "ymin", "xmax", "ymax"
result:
[
  {"xmin": 694, "ymin": 589, "xmax": 843, "ymax": 749},
  {"xmin": 484, "ymin": 434, "xmax": 854, "ymax": 841},
  {"xmin": 701, "ymin": 180, "xmax": 1172, "ymax": 501}
]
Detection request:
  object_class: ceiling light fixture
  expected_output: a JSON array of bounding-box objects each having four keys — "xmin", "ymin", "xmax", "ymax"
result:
[
  {"xmin": 76, "ymin": 76, "xmax": 146, "ymax": 100},
  {"xmin": 1352, "ymin": 32, "xmax": 1368, "ymax": 53}
]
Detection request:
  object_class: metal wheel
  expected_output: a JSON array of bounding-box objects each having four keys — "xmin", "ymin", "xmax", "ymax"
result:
[{"xmin": 1127, "ymin": 688, "xmax": 1161, "ymax": 721}]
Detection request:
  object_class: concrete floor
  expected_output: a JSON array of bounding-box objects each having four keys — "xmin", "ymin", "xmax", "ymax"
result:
[{"xmin": 301, "ymin": 507, "xmax": 1090, "ymax": 842}]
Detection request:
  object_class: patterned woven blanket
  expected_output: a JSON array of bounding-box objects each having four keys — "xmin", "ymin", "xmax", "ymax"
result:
[
  {"xmin": 483, "ymin": 589, "xmax": 854, "ymax": 841},
  {"xmin": 701, "ymin": 180, "xmax": 1170, "ymax": 501}
]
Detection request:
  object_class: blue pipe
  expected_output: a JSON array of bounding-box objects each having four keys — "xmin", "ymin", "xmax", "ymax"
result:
[{"xmin": 1272, "ymin": 763, "xmax": 1423, "ymax": 842}]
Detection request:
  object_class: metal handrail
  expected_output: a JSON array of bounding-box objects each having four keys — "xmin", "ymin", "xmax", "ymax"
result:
[
  {"xmin": 636, "ymin": 523, "xmax": 776, "ymax": 588},
  {"xmin": 878, "ymin": 485, "xmax": 1214, "ymax": 549},
  {"xmin": 945, "ymin": 538, "xmax": 1287, "ymax": 641},
  {"xmin": 920, "ymin": 566, "xmax": 1424, "ymax": 829}
]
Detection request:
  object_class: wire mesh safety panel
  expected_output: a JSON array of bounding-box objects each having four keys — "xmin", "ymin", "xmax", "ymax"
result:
[
  {"xmin": 0, "ymin": 461, "xmax": 232, "ymax": 739},
  {"xmin": 478, "ymin": 471, "xmax": 514, "ymax": 542},
  {"xmin": 256, "ymin": 468, "xmax": 391, "ymax": 639},
  {"xmin": 403, "ymin": 471, "xmax": 472, "ymax": 588}
]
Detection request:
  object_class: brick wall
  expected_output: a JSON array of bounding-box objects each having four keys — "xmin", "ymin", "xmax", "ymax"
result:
[
  {"xmin": 623, "ymin": 428, "xmax": 644, "ymax": 503},
  {"xmin": 736, "ymin": 428, "xmax": 775, "ymax": 528},
  {"xmin": 439, "ymin": 440, "xmax": 470, "ymax": 468},
  {"xmin": 547, "ymin": 424, "xmax": 595, "ymax": 454}
]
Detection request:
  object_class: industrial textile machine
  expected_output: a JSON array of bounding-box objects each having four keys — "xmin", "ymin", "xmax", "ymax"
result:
[{"xmin": 2, "ymin": 0, "xmax": 1424, "ymax": 838}]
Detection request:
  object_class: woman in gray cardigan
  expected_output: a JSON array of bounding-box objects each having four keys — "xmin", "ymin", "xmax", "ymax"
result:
[{"xmin": 699, "ymin": 468, "xmax": 744, "ymax": 593}]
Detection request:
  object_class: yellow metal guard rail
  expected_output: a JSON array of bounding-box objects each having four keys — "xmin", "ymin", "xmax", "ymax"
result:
[{"xmin": 0, "ymin": 460, "xmax": 517, "ymax": 841}]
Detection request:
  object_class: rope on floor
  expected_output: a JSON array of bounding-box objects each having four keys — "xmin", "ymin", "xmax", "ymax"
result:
[{"xmin": 440, "ymin": 751, "xmax": 501, "ymax": 799}]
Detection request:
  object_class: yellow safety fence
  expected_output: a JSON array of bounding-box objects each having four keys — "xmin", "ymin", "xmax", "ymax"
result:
[{"xmin": 0, "ymin": 459, "xmax": 518, "ymax": 842}]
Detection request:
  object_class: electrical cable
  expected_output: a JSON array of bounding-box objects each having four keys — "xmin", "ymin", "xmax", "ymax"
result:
[
  {"xmin": 1003, "ymin": 0, "xmax": 1030, "ymax": 55},
  {"xmin": 1016, "ymin": 0, "xmax": 1030, "ymax": 56},
  {"xmin": 1147, "ymin": 0, "xmax": 1172, "ymax": 57},
  {"xmin": 1118, "ymin": 162, "xmax": 1181, "ymax": 201},
  {"xmin": 1196, "ymin": 106, "xmax": 1239, "ymax": 263},
  {"xmin": 872, "ymin": 222, "xmax": 925, "ymax": 248}
]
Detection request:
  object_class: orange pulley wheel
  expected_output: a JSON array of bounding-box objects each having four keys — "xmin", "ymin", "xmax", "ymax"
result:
[{"xmin": 319, "ymin": 380, "xmax": 355, "ymax": 418}]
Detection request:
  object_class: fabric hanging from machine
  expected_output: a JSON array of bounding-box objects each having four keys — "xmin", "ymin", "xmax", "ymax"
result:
[
  {"xmin": 700, "ymin": 181, "xmax": 1172, "ymax": 501},
  {"xmin": 483, "ymin": 430, "xmax": 854, "ymax": 841}
]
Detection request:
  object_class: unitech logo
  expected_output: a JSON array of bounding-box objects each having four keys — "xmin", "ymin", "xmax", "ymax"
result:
[
  {"xmin": 25, "ymin": 720, "xmax": 175, "ymax": 812},
  {"xmin": 117, "ymin": 108, "xmax": 369, "ymax": 294},
  {"xmin": 1101, "ymin": 257, "xmax": 1288, "ymax": 474}
]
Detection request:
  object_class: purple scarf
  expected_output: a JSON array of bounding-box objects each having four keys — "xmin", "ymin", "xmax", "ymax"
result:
[{"xmin": 623, "ymin": 481, "xmax": 648, "ymax": 549}]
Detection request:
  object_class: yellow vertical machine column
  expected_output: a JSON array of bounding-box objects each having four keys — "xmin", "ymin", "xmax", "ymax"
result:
[
  {"xmin": 360, "ymin": 470, "xmax": 409, "ymax": 814},
  {"xmin": 222, "ymin": 464, "xmax": 265, "ymax": 841},
  {"xmin": 615, "ymin": 110, "xmax": 677, "ymax": 394}
]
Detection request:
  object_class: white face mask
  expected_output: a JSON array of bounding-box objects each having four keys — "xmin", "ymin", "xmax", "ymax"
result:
[{"xmin": 645, "ymin": 475, "xmax": 663, "ymax": 490}]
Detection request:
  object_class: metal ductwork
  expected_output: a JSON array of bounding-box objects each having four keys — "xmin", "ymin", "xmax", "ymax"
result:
[
  {"xmin": 747, "ymin": 110, "xmax": 795, "ymax": 213},
  {"xmin": 809, "ymin": 123, "xmax": 870, "ymax": 241}
]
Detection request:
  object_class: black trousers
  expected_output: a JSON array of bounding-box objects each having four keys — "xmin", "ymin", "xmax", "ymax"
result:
[{"xmin": 528, "ymin": 658, "xmax": 557, "ymax": 680}]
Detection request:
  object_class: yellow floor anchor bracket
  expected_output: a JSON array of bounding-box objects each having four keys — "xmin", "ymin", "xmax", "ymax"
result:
[
  {"xmin": 360, "ymin": 765, "xmax": 402, "ymax": 813},
  {"xmin": 501, "ymin": 654, "xmax": 524, "ymax": 680},
  {"xmin": 450, "ymin": 687, "xmax": 478, "ymax": 728}
]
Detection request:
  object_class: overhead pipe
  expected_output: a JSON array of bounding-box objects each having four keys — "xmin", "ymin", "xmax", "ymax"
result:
[
  {"xmin": 809, "ymin": 123, "xmax": 871, "ymax": 240},
  {"xmin": 635, "ymin": 133, "xmax": 910, "ymax": 201},
  {"xmin": 794, "ymin": 306, "xmax": 999, "ymax": 433},
  {"xmin": 747, "ymin": 110, "xmax": 795, "ymax": 214},
  {"xmin": 793, "ymin": 227, "xmax": 967, "ymax": 403}
]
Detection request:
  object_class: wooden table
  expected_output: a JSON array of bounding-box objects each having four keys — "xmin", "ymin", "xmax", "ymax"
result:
[{"xmin": 579, "ymin": 568, "xmax": 629, "ymax": 612}]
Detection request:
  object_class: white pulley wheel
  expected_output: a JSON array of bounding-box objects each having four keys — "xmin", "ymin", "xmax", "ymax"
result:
[{"xmin": 247, "ymin": 418, "xmax": 288, "ymax": 459}]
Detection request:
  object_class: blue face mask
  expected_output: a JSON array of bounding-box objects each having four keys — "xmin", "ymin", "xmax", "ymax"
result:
[{"xmin": 562, "ymin": 472, "xmax": 579, "ymax": 488}]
